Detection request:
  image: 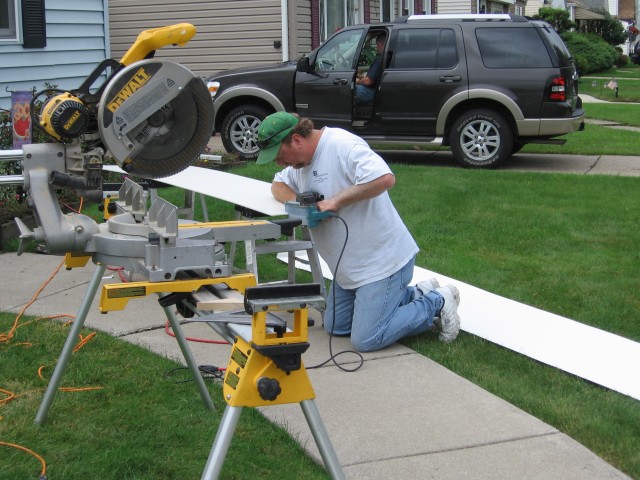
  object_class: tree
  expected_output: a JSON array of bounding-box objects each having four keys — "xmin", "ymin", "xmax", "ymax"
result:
[
  {"xmin": 580, "ymin": 9, "xmax": 627, "ymax": 46},
  {"xmin": 533, "ymin": 7, "xmax": 576, "ymax": 34}
]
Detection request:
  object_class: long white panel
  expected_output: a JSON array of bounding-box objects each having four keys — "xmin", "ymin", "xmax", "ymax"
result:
[
  {"xmin": 278, "ymin": 251, "xmax": 640, "ymax": 401},
  {"xmin": 103, "ymin": 165, "xmax": 286, "ymax": 217}
]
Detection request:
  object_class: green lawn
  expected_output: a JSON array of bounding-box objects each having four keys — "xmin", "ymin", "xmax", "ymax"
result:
[
  {"xmin": 584, "ymin": 102, "xmax": 640, "ymax": 126},
  {"xmin": 0, "ymin": 313, "xmax": 329, "ymax": 479}
]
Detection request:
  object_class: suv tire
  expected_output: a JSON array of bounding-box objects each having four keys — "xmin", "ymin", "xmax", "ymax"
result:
[
  {"xmin": 449, "ymin": 109, "xmax": 513, "ymax": 169},
  {"xmin": 221, "ymin": 105, "xmax": 270, "ymax": 161}
]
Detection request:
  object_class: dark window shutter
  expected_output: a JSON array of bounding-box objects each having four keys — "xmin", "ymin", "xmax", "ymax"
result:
[
  {"xmin": 311, "ymin": 0, "xmax": 319, "ymax": 49},
  {"xmin": 22, "ymin": 0, "xmax": 46, "ymax": 48}
]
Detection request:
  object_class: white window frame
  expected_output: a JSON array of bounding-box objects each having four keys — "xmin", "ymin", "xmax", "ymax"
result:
[
  {"xmin": 0, "ymin": 0, "xmax": 21, "ymax": 43},
  {"xmin": 320, "ymin": 0, "xmax": 364, "ymax": 42},
  {"xmin": 380, "ymin": 0, "xmax": 400, "ymax": 22},
  {"xmin": 402, "ymin": 0, "xmax": 415, "ymax": 16}
]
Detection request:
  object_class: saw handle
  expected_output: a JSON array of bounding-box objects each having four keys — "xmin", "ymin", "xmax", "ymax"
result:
[{"xmin": 119, "ymin": 23, "xmax": 196, "ymax": 66}]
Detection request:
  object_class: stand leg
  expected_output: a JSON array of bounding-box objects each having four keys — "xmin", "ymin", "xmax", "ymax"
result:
[
  {"xmin": 301, "ymin": 399, "xmax": 345, "ymax": 480},
  {"xmin": 201, "ymin": 405, "xmax": 243, "ymax": 480},
  {"xmin": 35, "ymin": 264, "xmax": 107, "ymax": 425},
  {"xmin": 301, "ymin": 226, "xmax": 327, "ymax": 300},
  {"xmin": 160, "ymin": 296, "xmax": 215, "ymax": 410}
]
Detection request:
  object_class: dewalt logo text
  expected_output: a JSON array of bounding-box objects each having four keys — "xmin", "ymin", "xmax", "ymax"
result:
[
  {"xmin": 107, "ymin": 68, "xmax": 151, "ymax": 113},
  {"xmin": 64, "ymin": 110, "xmax": 81, "ymax": 131}
]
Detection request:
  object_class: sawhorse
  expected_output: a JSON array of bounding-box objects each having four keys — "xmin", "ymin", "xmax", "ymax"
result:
[{"xmin": 230, "ymin": 205, "xmax": 327, "ymax": 301}]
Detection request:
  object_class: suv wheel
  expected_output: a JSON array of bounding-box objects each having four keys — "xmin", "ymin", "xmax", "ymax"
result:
[
  {"xmin": 221, "ymin": 105, "xmax": 270, "ymax": 161},
  {"xmin": 449, "ymin": 109, "xmax": 513, "ymax": 168}
]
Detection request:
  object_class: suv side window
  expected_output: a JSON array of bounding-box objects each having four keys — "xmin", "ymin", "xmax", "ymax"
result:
[
  {"xmin": 392, "ymin": 28, "xmax": 458, "ymax": 69},
  {"xmin": 314, "ymin": 29, "xmax": 364, "ymax": 72},
  {"xmin": 476, "ymin": 27, "xmax": 552, "ymax": 68}
]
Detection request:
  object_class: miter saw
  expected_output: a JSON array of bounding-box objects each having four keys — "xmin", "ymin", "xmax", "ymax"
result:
[
  {"xmin": 31, "ymin": 23, "xmax": 212, "ymax": 180},
  {"xmin": 9, "ymin": 23, "xmax": 286, "ymax": 283}
]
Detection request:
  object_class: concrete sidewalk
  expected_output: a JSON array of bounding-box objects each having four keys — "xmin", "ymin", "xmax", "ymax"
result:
[{"xmin": 0, "ymin": 252, "xmax": 631, "ymax": 479}]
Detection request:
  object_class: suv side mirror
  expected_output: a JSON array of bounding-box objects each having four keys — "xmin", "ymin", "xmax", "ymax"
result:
[{"xmin": 297, "ymin": 56, "xmax": 312, "ymax": 73}]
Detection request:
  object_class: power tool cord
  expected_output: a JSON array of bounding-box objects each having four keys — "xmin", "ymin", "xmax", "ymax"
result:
[{"xmin": 307, "ymin": 215, "xmax": 364, "ymax": 372}]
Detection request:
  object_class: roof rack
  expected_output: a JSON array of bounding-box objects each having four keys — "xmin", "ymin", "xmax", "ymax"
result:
[{"xmin": 405, "ymin": 14, "xmax": 522, "ymax": 22}]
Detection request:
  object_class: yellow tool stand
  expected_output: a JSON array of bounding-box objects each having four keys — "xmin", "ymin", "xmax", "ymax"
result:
[
  {"xmin": 201, "ymin": 284, "xmax": 345, "ymax": 480},
  {"xmin": 34, "ymin": 262, "xmax": 257, "ymax": 424}
]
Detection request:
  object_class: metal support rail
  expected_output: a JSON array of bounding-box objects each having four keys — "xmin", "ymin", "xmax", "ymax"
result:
[{"xmin": 0, "ymin": 149, "xmax": 24, "ymax": 186}]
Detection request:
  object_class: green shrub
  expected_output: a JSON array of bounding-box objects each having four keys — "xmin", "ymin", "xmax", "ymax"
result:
[
  {"xmin": 615, "ymin": 53, "xmax": 629, "ymax": 67},
  {"xmin": 562, "ymin": 32, "xmax": 618, "ymax": 74}
]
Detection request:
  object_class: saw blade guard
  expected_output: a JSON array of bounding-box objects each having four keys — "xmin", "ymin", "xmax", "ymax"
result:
[{"xmin": 98, "ymin": 60, "xmax": 213, "ymax": 179}]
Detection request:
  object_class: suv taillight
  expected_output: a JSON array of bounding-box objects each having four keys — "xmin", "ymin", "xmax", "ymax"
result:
[{"xmin": 549, "ymin": 76, "xmax": 566, "ymax": 101}]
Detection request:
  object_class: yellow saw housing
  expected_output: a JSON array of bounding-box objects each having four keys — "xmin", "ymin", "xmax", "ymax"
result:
[{"xmin": 39, "ymin": 92, "xmax": 89, "ymax": 142}]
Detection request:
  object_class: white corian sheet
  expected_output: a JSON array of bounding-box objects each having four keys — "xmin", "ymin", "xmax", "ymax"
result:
[
  {"xmin": 104, "ymin": 164, "xmax": 640, "ymax": 400},
  {"xmin": 278, "ymin": 253, "xmax": 640, "ymax": 402},
  {"xmin": 103, "ymin": 164, "xmax": 286, "ymax": 217}
]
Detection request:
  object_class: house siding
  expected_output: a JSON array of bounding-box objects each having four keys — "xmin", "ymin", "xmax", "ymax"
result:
[
  {"xmin": 525, "ymin": 0, "xmax": 545, "ymax": 16},
  {"xmin": 108, "ymin": 0, "xmax": 310, "ymax": 78},
  {"xmin": 0, "ymin": 0, "xmax": 109, "ymax": 110},
  {"xmin": 291, "ymin": 0, "xmax": 313, "ymax": 58},
  {"xmin": 618, "ymin": 0, "xmax": 635, "ymax": 19},
  {"xmin": 436, "ymin": 0, "xmax": 474, "ymax": 13}
]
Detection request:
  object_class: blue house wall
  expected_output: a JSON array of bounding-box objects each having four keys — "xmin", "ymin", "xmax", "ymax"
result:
[{"xmin": 0, "ymin": 0, "xmax": 110, "ymax": 110}]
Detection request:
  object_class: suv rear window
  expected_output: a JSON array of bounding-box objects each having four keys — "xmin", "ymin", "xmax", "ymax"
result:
[
  {"xmin": 544, "ymin": 26, "xmax": 573, "ymax": 66},
  {"xmin": 476, "ymin": 27, "xmax": 552, "ymax": 68},
  {"xmin": 392, "ymin": 28, "xmax": 458, "ymax": 69}
]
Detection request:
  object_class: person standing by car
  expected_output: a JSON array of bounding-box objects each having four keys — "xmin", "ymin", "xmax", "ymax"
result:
[
  {"xmin": 355, "ymin": 32, "xmax": 386, "ymax": 104},
  {"xmin": 255, "ymin": 111, "xmax": 461, "ymax": 352}
]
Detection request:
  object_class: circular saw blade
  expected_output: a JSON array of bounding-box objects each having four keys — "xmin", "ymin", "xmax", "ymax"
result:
[{"xmin": 98, "ymin": 60, "xmax": 213, "ymax": 179}]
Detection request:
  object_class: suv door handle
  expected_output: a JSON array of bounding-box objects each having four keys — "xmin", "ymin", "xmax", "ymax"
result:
[
  {"xmin": 333, "ymin": 78, "xmax": 348, "ymax": 85},
  {"xmin": 440, "ymin": 75, "xmax": 462, "ymax": 83}
]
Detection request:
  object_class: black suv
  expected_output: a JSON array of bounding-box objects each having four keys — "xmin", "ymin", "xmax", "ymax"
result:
[{"xmin": 206, "ymin": 14, "xmax": 584, "ymax": 168}]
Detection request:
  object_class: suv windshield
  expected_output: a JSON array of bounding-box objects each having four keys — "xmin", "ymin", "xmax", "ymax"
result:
[{"xmin": 315, "ymin": 29, "xmax": 363, "ymax": 71}]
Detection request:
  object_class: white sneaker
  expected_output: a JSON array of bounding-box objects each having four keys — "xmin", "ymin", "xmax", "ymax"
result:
[
  {"xmin": 434, "ymin": 285, "xmax": 460, "ymax": 343},
  {"xmin": 415, "ymin": 277, "xmax": 440, "ymax": 296}
]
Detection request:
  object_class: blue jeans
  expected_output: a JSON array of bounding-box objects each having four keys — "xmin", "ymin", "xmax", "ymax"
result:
[
  {"xmin": 323, "ymin": 257, "xmax": 444, "ymax": 352},
  {"xmin": 355, "ymin": 85, "xmax": 375, "ymax": 104}
]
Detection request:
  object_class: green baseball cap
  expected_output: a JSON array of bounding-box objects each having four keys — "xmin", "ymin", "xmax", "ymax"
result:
[{"xmin": 256, "ymin": 112, "xmax": 299, "ymax": 164}]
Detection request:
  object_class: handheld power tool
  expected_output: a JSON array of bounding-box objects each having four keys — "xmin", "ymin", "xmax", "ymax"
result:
[{"xmin": 285, "ymin": 192, "xmax": 334, "ymax": 228}]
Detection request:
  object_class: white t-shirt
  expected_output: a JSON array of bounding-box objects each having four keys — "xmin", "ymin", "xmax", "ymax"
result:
[{"xmin": 274, "ymin": 127, "xmax": 419, "ymax": 289}]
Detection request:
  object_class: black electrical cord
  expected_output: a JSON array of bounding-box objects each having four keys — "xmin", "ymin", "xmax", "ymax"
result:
[
  {"xmin": 164, "ymin": 365, "xmax": 225, "ymax": 383},
  {"xmin": 307, "ymin": 215, "xmax": 364, "ymax": 372}
]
